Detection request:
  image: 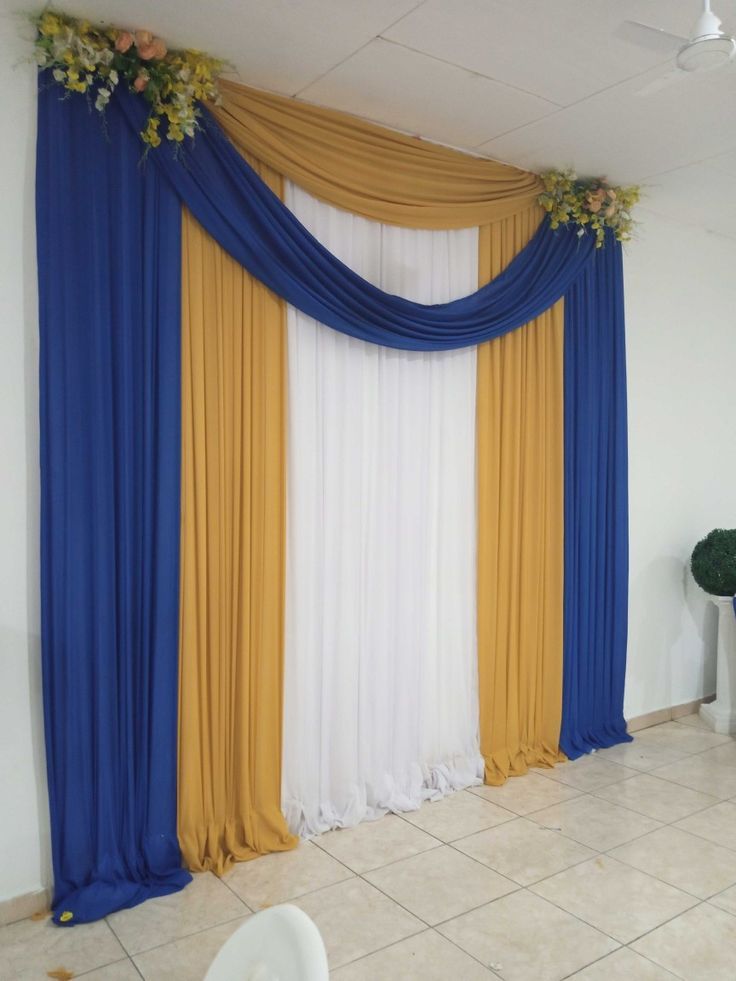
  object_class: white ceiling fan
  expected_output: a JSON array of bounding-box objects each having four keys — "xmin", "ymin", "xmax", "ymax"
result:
[{"xmin": 616, "ymin": 0, "xmax": 736, "ymax": 94}]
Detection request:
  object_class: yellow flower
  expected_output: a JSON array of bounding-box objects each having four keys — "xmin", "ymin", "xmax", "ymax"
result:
[
  {"xmin": 39, "ymin": 13, "xmax": 61, "ymax": 37},
  {"xmin": 142, "ymin": 123, "xmax": 162, "ymax": 147},
  {"xmin": 37, "ymin": 11, "xmax": 223, "ymax": 150}
]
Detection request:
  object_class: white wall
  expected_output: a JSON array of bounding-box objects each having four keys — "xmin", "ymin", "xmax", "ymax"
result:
[
  {"xmin": 1, "ymin": 10, "xmax": 734, "ymax": 904},
  {"xmin": 624, "ymin": 208, "xmax": 736, "ymax": 719},
  {"xmin": 0, "ymin": 13, "xmax": 50, "ymax": 902}
]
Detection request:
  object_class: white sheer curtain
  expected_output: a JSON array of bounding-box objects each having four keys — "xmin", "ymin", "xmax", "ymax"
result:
[{"xmin": 282, "ymin": 181, "xmax": 482, "ymax": 837}]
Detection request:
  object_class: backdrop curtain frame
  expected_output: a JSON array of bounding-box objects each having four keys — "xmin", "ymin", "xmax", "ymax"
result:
[{"xmin": 37, "ymin": 75, "xmax": 631, "ymax": 925}]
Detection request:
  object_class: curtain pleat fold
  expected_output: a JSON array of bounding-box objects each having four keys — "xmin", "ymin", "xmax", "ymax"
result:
[
  {"xmin": 476, "ymin": 207, "xmax": 566, "ymax": 784},
  {"xmin": 178, "ymin": 156, "xmax": 297, "ymax": 874}
]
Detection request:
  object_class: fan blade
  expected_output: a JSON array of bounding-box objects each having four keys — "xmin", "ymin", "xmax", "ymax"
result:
[
  {"xmin": 615, "ymin": 20, "xmax": 688, "ymax": 54},
  {"xmin": 635, "ymin": 68, "xmax": 689, "ymax": 96}
]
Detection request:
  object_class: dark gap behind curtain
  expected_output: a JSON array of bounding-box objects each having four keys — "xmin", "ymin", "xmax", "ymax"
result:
[
  {"xmin": 37, "ymin": 80, "xmax": 191, "ymax": 924},
  {"xmin": 561, "ymin": 238, "xmax": 632, "ymax": 757}
]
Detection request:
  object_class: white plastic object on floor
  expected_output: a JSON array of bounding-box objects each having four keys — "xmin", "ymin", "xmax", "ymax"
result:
[{"xmin": 203, "ymin": 903, "xmax": 329, "ymax": 981}]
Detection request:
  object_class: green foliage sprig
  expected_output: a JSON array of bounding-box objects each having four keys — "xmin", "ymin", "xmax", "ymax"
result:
[
  {"xmin": 691, "ymin": 529, "xmax": 736, "ymax": 596},
  {"xmin": 33, "ymin": 9, "xmax": 224, "ymax": 147},
  {"xmin": 538, "ymin": 170, "xmax": 640, "ymax": 247}
]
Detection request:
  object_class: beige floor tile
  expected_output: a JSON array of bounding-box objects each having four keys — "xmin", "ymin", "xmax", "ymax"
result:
[
  {"xmin": 291, "ymin": 877, "xmax": 423, "ymax": 969},
  {"xmin": 364, "ymin": 844, "xmax": 517, "ymax": 925},
  {"xmin": 635, "ymin": 721, "xmax": 733, "ymax": 755},
  {"xmin": 452, "ymin": 817, "xmax": 595, "ymax": 886},
  {"xmin": 0, "ymin": 917, "xmax": 126, "ymax": 981},
  {"xmin": 675, "ymin": 800, "xmax": 736, "ymax": 851},
  {"xmin": 133, "ymin": 916, "xmax": 248, "ymax": 981},
  {"xmin": 438, "ymin": 890, "xmax": 618, "ymax": 981},
  {"xmin": 698, "ymin": 740, "xmax": 736, "ymax": 769},
  {"xmin": 530, "ymin": 794, "xmax": 661, "ymax": 851},
  {"xmin": 399, "ymin": 789, "xmax": 513, "ymax": 841},
  {"xmin": 651, "ymin": 755, "xmax": 736, "ymax": 799},
  {"xmin": 530, "ymin": 855, "xmax": 697, "ymax": 943},
  {"xmin": 313, "ymin": 813, "xmax": 439, "ymax": 874},
  {"xmin": 79, "ymin": 958, "xmax": 144, "ymax": 979},
  {"xmin": 710, "ymin": 884, "xmax": 736, "ymax": 915},
  {"xmin": 468, "ymin": 772, "xmax": 582, "ymax": 815},
  {"xmin": 540, "ymin": 755, "xmax": 638, "ymax": 792},
  {"xmin": 632, "ymin": 902, "xmax": 736, "ymax": 980},
  {"xmin": 594, "ymin": 773, "xmax": 718, "ymax": 823},
  {"xmin": 106, "ymin": 871, "xmax": 247, "ymax": 955},
  {"xmin": 331, "ymin": 928, "xmax": 494, "ymax": 979},
  {"xmin": 674, "ymin": 712, "xmax": 713, "ymax": 731},
  {"xmin": 594, "ymin": 740, "xmax": 687, "ymax": 772},
  {"xmin": 223, "ymin": 840, "xmax": 353, "ymax": 910},
  {"xmin": 568, "ymin": 947, "xmax": 679, "ymax": 979},
  {"xmin": 610, "ymin": 826, "xmax": 736, "ymax": 899}
]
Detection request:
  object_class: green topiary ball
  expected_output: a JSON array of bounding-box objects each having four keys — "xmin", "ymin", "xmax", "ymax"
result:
[{"xmin": 691, "ymin": 529, "xmax": 736, "ymax": 596}]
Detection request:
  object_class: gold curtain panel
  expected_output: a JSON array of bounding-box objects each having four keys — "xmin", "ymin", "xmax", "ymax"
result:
[
  {"xmin": 213, "ymin": 79, "xmax": 542, "ymax": 229},
  {"xmin": 178, "ymin": 158, "xmax": 298, "ymax": 873},
  {"xmin": 476, "ymin": 206, "xmax": 565, "ymax": 783}
]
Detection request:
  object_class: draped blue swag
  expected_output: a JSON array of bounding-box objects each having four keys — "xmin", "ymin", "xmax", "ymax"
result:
[
  {"xmin": 37, "ymin": 79, "xmax": 630, "ymax": 923},
  {"xmin": 37, "ymin": 83, "xmax": 191, "ymax": 925}
]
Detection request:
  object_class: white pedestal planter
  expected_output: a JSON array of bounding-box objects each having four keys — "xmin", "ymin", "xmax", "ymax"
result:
[{"xmin": 700, "ymin": 595, "xmax": 736, "ymax": 735}]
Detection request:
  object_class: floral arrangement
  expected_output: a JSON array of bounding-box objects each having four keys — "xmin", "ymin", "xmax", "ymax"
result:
[
  {"xmin": 34, "ymin": 10, "xmax": 224, "ymax": 147},
  {"xmin": 538, "ymin": 170, "xmax": 640, "ymax": 247}
]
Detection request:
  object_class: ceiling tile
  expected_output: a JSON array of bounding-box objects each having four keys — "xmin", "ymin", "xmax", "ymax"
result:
[
  {"xmin": 478, "ymin": 62, "xmax": 736, "ymax": 183},
  {"xmin": 703, "ymin": 148, "xmax": 736, "ymax": 178},
  {"xmin": 384, "ymin": 0, "xmax": 700, "ymax": 107},
  {"xmin": 51, "ymin": 0, "xmax": 422, "ymax": 95},
  {"xmin": 641, "ymin": 161, "xmax": 736, "ymax": 240},
  {"xmin": 299, "ymin": 37, "xmax": 557, "ymax": 148}
]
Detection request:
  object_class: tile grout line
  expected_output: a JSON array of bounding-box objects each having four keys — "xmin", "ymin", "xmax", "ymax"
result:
[
  {"xmin": 216, "ymin": 868, "xmax": 257, "ymax": 912},
  {"xmin": 145, "ymin": 733, "xmax": 736, "ymax": 977},
  {"xmin": 117, "ymin": 907, "xmax": 253, "ymax": 963},
  {"xmin": 73, "ymin": 954, "xmax": 142, "ymax": 979},
  {"xmin": 291, "ymin": 0, "xmax": 427, "ymax": 99},
  {"xmin": 7, "ymin": 725, "xmax": 734, "ymax": 978},
  {"xmin": 298, "ymin": 749, "xmax": 736, "ymax": 956}
]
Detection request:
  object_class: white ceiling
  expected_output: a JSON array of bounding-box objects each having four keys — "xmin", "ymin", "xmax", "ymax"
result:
[{"xmin": 24, "ymin": 0, "xmax": 736, "ymax": 238}]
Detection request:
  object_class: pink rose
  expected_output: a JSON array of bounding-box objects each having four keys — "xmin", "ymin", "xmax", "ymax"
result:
[
  {"xmin": 135, "ymin": 30, "xmax": 153, "ymax": 48},
  {"xmin": 133, "ymin": 73, "xmax": 149, "ymax": 92},
  {"xmin": 138, "ymin": 37, "xmax": 167, "ymax": 60},
  {"xmin": 115, "ymin": 31, "xmax": 133, "ymax": 53}
]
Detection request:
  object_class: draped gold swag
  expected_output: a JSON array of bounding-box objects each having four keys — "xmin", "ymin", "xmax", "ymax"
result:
[
  {"xmin": 179, "ymin": 81, "xmax": 565, "ymax": 872},
  {"xmin": 213, "ymin": 80, "xmax": 542, "ymax": 229}
]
